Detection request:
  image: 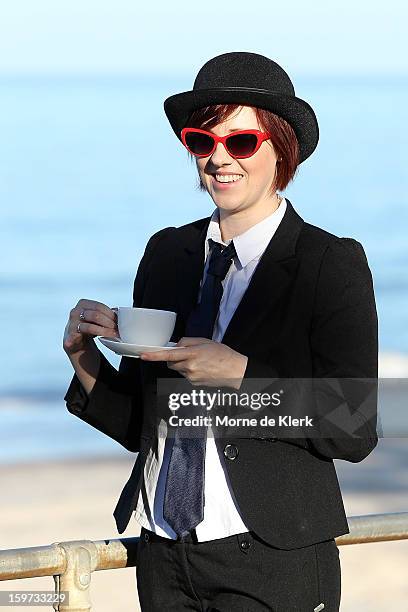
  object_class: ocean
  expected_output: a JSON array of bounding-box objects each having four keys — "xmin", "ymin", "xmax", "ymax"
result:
[{"xmin": 0, "ymin": 73, "xmax": 407, "ymax": 463}]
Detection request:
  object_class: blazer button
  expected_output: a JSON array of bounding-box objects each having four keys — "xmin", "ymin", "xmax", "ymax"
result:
[
  {"xmin": 223, "ymin": 444, "xmax": 239, "ymax": 460},
  {"xmin": 240, "ymin": 540, "xmax": 251, "ymax": 550}
]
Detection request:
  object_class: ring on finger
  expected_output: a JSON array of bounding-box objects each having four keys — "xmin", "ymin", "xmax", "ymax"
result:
[
  {"xmin": 77, "ymin": 322, "xmax": 81, "ymax": 333},
  {"xmin": 79, "ymin": 310, "xmax": 85, "ymax": 320}
]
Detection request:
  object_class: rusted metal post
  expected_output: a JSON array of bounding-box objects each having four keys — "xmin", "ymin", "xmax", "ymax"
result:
[{"xmin": 56, "ymin": 540, "xmax": 98, "ymax": 612}]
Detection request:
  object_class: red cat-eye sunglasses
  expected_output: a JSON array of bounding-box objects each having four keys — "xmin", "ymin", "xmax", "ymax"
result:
[{"xmin": 181, "ymin": 127, "xmax": 272, "ymax": 159}]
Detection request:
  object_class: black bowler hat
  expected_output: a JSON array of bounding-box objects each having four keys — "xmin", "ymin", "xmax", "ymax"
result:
[{"xmin": 164, "ymin": 51, "xmax": 319, "ymax": 164}]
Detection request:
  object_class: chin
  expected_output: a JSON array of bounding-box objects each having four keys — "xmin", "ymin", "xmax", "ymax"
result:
[{"xmin": 214, "ymin": 200, "xmax": 245, "ymax": 213}]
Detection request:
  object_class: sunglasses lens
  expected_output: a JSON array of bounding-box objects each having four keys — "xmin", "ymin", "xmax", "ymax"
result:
[
  {"xmin": 184, "ymin": 131, "xmax": 214, "ymax": 156},
  {"xmin": 226, "ymin": 133, "xmax": 258, "ymax": 157}
]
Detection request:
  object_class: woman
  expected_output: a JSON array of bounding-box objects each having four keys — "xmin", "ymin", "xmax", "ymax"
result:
[{"xmin": 63, "ymin": 52, "xmax": 378, "ymax": 612}]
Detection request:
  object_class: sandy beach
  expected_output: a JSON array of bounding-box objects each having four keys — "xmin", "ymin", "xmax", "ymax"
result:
[{"xmin": 1, "ymin": 438, "xmax": 408, "ymax": 611}]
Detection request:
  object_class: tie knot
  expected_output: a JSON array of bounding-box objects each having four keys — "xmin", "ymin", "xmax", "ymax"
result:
[{"xmin": 207, "ymin": 238, "xmax": 236, "ymax": 280}]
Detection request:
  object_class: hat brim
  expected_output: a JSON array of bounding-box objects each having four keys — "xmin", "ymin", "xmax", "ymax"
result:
[{"xmin": 164, "ymin": 87, "xmax": 318, "ymax": 164}]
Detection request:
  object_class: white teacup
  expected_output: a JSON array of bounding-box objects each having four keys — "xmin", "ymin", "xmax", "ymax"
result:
[{"xmin": 112, "ymin": 307, "xmax": 176, "ymax": 346}]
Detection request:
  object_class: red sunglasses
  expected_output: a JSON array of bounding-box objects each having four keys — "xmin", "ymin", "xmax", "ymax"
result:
[{"xmin": 181, "ymin": 127, "xmax": 271, "ymax": 159}]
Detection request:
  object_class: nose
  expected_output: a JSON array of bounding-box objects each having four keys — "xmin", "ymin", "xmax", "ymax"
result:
[{"xmin": 209, "ymin": 141, "xmax": 233, "ymax": 165}]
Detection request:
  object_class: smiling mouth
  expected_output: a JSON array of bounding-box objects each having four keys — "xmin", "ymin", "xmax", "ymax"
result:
[{"xmin": 211, "ymin": 173, "xmax": 244, "ymax": 184}]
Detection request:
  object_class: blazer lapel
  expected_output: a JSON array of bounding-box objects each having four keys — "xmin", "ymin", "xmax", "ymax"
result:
[
  {"xmin": 171, "ymin": 216, "xmax": 211, "ymax": 340},
  {"xmin": 222, "ymin": 200, "xmax": 304, "ymax": 352},
  {"xmin": 172, "ymin": 199, "xmax": 304, "ymax": 352}
]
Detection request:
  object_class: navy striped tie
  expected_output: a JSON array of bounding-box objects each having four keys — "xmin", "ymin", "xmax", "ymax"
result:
[{"xmin": 163, "ymin": 238, "xmax": 237, "ymax": 537}]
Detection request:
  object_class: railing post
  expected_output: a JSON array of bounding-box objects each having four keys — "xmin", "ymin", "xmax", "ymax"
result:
[{"xmin": 55, "ymin": 540, "xmax": 98, "ymax": 612}]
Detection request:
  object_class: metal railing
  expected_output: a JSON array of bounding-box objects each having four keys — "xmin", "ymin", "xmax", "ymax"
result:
[{"xmin": 1, "ymin": 512, "xmax": 407, "ymax": 611}]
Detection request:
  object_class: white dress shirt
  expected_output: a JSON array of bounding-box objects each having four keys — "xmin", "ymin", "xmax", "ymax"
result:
[{"xmin": 134, "ymin": 198, "xmax": 287, "ymax": 541}]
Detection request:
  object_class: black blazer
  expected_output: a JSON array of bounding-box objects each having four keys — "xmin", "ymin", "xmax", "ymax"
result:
[{"xmin": 64, "ymin": 198, "xmax": 379, "ymax": 550}]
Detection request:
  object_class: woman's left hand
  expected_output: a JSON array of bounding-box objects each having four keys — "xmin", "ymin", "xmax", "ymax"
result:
[{"xmin": 140, "ymin": 337, "xmax": 248, "ymax": 389}]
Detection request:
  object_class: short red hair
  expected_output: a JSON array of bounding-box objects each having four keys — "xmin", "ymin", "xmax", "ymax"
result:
[{"xmin": 185, "ymin": 104, "xmax": 300, "ymax": 195}]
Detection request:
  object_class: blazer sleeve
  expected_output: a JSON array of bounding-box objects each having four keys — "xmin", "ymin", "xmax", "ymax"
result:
[
  {"xmin": 240, "ymin": 237, "xmax": 379, "ymax": 463},
  {"xmin": 64, "ymin": 226, "xmax": 174, "ymax": 452},
  {"xmin": 306, "ymin": 237, "xmax": 379, "ymax": 461}
]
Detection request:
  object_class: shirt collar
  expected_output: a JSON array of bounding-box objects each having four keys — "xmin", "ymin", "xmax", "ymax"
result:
[{"xmin": 205, "ymin": 198, "xmax": 287, "ymax": 268}]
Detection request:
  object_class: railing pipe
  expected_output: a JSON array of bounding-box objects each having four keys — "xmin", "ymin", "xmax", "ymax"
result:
[
  {"xmin": 336, "ymin": 512, "xmax": 408, "ymax": 545},
  {"xmin": 1, "ymin": 513, "xmax": 407, "ymax": 610}
]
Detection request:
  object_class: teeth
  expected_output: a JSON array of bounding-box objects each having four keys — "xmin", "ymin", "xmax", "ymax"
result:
[{"xmin": 215, "ymin": 174, "xmax": 243, "ymax": 183}]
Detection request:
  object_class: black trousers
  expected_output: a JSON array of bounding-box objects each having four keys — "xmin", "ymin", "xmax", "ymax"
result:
[{"xmin": 136, "ymin": 527, "xmax": 341, "ymax": 612}]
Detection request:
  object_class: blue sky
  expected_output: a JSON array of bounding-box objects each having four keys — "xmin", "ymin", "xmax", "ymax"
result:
[{"xmin": 0, "ymin": 0, "xmax": 406, "ymax": 76}]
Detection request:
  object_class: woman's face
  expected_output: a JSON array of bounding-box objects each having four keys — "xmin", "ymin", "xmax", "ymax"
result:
[{"xmin": 195, "ymin": 105, "xmax": 279, "ymax": 215}]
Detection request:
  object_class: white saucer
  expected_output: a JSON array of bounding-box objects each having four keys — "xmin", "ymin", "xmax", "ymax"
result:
[{"xmin": 97, "ymin": 337, "xmax": 182, "ymax": 358}]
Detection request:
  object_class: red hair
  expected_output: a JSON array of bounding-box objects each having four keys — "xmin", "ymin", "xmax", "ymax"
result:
[{"xmin": 185, "ymin": 104, "xmax": 300, "ymax": 195}]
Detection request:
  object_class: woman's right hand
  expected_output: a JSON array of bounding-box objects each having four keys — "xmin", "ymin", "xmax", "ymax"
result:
[{"xmin": 63, "ymin": 299, "xmax": 120, "ymax": 357}]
